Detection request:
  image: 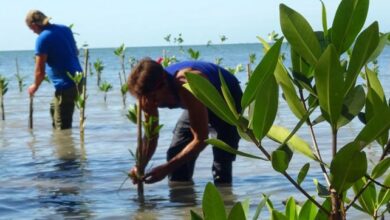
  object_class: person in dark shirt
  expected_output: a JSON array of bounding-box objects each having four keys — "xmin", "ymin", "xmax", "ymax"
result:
[
  {"xmin": 26, "ymin": 10, "xmax": 82, "ymax": 129},
  {"xmin": 128, "ymin": 58, "xmax": 242, "ymax": 185}
]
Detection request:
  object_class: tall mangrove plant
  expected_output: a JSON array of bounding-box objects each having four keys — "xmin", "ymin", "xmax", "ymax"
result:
[{"xmin": 187, "ymin": 0, "xmax": 390, "ymax": 219}]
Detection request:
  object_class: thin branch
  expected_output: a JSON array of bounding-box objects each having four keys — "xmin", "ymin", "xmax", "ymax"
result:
[
  {"xmin": 365, "ymin": 175, "xmax": 390, "ymax": 189},
  {"xmin": 379, "ymin": 139, "xmax": 390, "ymax": 161},
  {"xmin": 345, "ymin": 180, "xmax": 372, "ymax": 211}
]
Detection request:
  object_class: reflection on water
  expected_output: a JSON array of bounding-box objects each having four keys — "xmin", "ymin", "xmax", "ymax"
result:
[{"xmin": 34, "ymin": 130, "xmax": 92, "ymax": 219}]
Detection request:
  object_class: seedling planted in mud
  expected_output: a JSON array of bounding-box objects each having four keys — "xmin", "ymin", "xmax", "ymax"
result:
[{"xmin": 99, "ymin": 81, "xmax": 113, "ymax": 103}]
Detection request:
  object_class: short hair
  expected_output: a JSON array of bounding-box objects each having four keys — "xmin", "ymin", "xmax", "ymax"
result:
[
  {"xmin": 127, "ymin": 58, "xmax": 165, "ymax": 97},
  {"xmin": 26, "ymin": 10, "xmax": 50, "ymax": 26}
]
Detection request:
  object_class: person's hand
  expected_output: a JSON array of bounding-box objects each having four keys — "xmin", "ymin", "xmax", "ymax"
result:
[
  {"xmin": 143, "ymin": 164, "xmax": 170, "ymax": 184},
  {"xmin": 128, "ymin": 166, "xmax": 143, "ymax": 184},
  {"xmin": 28, "ymin": 84, "xmax": 38, "ymax": 96}
]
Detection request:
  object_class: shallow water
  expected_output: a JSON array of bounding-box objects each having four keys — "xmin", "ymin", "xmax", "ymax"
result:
[{"xmin": 1, "ymin": 44, "xmax": 390, "ymax": 219}]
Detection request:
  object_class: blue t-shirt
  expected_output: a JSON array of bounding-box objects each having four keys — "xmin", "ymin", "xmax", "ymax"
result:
[
  {"xmin": 164, "ymin": 61, "xmax": 240, "ymax": 92},
  {"xmin": 35, "ymin": 24, "xmax": 82, "ymax": 90}
]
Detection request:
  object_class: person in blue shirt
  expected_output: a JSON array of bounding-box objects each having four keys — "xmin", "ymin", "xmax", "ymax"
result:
[
  {"xmin": 26, "ymin": 10, "xmax": 82, "ymax": 129},
  {"xmin": 128, "ymin": 58, "xmax": 242, "ymax": 185}
]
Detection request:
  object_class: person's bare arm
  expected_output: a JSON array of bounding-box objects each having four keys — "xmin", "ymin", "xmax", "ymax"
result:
[{"xmin": 28, "ymin": 54, "xmax": 47, "ymax": 96}]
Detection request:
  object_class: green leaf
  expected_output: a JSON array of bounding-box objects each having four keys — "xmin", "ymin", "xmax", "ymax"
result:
[
  {"xmin": 251, "ymin": 74, "xmax": 279, "ymax": 140},
  {"xmin": 241, "ymin": 38, "xmax": 282, "ymax": 109},
  {"xmin": 313, "ymin": 178, "xmax": 330, "ymax": 198},
  {"xmin": 298, "ymin": 199, "xmax": 318, "ymax": 220},
  {"xmin": 184, "ymin": 73, "xmax": 237, "ymax": 126},
  {"xmin": 331, "ymin": 0, "xmax": 369, "ymax": 54},
  {"xmin": 253, "ymin": 195, "xmax": 268, "ymax": 220},
  {"xmin": 355, "ymin": 109, "xmax": 390, "ymax": 148},
  {"xmin": 377, "ymin": 173, "xmax": 390, "ymax": 207},
  {"xmin": 190, "ymin": 210, "xmax": 203, "ymax": 220},
  {"xmin": 285, "ymin": 197, "xmax": 298, "ymax": 220},
  {"xmin": 337, "ymin": 85, "xmax": 366, "ymax": 129},
  {"xmin": 330, "ymin": 142, "xmax": 367, "ymax": 192},
  {"xmin": 365, "ymin": 67, "xmax": 389, "ymax": 146},
  {"xmin": 320, "ymin": 0, "xmax": 328, "ymax": 38},
  {"xmin": 227, "ymin": 202, "xmax": 246, "ymax": 220},
  {"xmin": 352, "ymin": 177, "xmax": 376, "ymax": 215},
  {"xmin": 258, "ymin": 36, "xmax": 307, "ymax": 120},
  {"xmin": 267, "ymin": 125, "xmax": 315, "ymax": 160},
  {"xmin": 371, "ymin": 158, "xmax": 390, "ymax": 179},
  {"xmin": 271, "ymin": 146, "xmax": 292, "ymax": 173},
  {"xmin": 219, "ymin": 71, "xmax": 239, "ymax": 120},
  {"xmin": 314, "ymin": 198, "xmax": 332, "ymax": 220},
  {"xmin": 314, "ymin": 44, "xmax": 344, "ymax": 127},
  {"xmin": 279, "ymin": 4, "xmax": 321, "ymax": 66},
  {"xmin": 344, "ymin": 22, "xmax": 379, "ymax": 95},
  {"xmin": 205, "ymin": 139, "xmax": 267, "ymax": 161},
  {"xmin": 271, "ymin": 210, "xmax": 288, "ymax": 220},
  {"xmin": 368, "ymin": 32, "xmax": 390, "ymax": 63},
  {"xmin": 202, "ymin": 182, "xmax": 226, "ymax": 220},
  {"xmin": 297, "ymin": 163, "xmax": 310, "ymax": 185}
]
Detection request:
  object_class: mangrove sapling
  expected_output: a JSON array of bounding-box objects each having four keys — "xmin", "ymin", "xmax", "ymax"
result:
[
  {"xmin": 93, "ymin": 59, "xmax": 104, "ymax": 87},
  {"xmin": 29, "ymin": 96, "xmax": 33, "ymax": 129},
  {"xmin": 187, "ymin": 48, "xmax": 200, "ymax": 60},
  {"xmin": 187, "ymin": 1, "xmax": 390, "ymax": 219},
  {"xmin": 99, "ymin": 81, "xmax": 113, "ymax": 103},
  {"xmin": 0, "ymin": 75, "xmax": 8, "ymax": 120},
  {"xmin": 114, "ymin": 44, "xmax": 128, "ymax": 106},
  {"xmin": 14, "ymin": 58, "xmax": 26, "ymax": 92},
  {"xmin": 126, "ymin": 103, "xmax": 163, "ymax": 198}
]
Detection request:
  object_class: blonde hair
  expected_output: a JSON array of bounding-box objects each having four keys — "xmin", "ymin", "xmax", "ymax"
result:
[{"xmin": 26, "ymin": 10, "xmax": 50, "ymax": 26}]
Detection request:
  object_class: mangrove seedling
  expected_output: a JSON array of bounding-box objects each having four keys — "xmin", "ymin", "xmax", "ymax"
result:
[
  {"xmin": 99, "ymin": 81, "xmax": 113, "ymax": 103},
  {"xmin": 114, "ymin": 44, "xmax": 128, "ymax": 106},
  {"xmin": 126, "ymin": 103, "xmax": 163, "ymax": 198},
  {"xmin": 14, "ymin": 58, "xmax": 26, "ymax": 92},
  {"xmin": 93, "ymin": 59, "xmax": 104, "ymax": 86},
  {"xmin": 0, "ymin": 75, "xmax": 8, "ymax": 120},
  {"xmin": 187, "ymin": 48, "xmax": 200, "ymax": 60}
]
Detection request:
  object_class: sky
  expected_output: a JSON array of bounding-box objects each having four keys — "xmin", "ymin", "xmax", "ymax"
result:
[{"xmin": 1, "ymin": 0, "xmax": 389, "ymax": 51}]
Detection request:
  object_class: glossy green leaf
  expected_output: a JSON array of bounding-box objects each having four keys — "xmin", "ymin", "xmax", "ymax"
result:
[
  {"xmin": 251, "ymin": 74, "xmax": 279, "ymax": 140},
  {"xmin": 368, "ymin": 32, "xmax": 390, "ymax": 63},
  {"xmin": 298, "ymin": 199, "xmax": 318, "ymax": 220},
  {"xmin": 320, "ymin": 0, "xmax": 328, "ymax": 38},
  {"xmin": 331, "ymin": 0, "xmax": 369, "ymax": 53},
  {"xmin": 241, "ymin": 38, "xmax": 282, "ymax": 109},
  {"xmin": 337, "ymin": 85, "xmax": 366, "ymax": 129},
  {"xmin": 330, "ymin": 142, "xmax": 367, "ymax": 192},
  {"xmin": 345, "ymin": 22, "xmax": 379, "ymax": 95},
  {"xmin": 253, "ymin": 195, "xmax": 268, "ymax": 220},
  {"xmin": 313, "ymin": 178, "xmax": 330, "ymax": 198},
  {"xmin": 314, "ymin": 44, "xmax": 344, "ymax": 127},
  {"xmin": 258, "ymin": 37, "xmax": 307, "ymax": 120},
  {"xmin": 377, "ymin": 173, "xmax": 390, "ymax": 207},
  {"xmin": 297, "ymin": 163, "xmax": 310, "ymax": 185},
  {"xmin": 371, "ymin": 158, "xmax": 390, "ymax": 179},
  {"xmin": 184, "ymin": 73, "xmax": 237, "ymax": 126},
  {"xmin": 241, "ymin": 199, "xmax": 250, "ymax": 219},
  {"xmin": 190, "ymin": 210, "xmax": 203, "ymax": 220},
  {"xmin": 271, "ymin": 146, "xmax": 292, "ymax": 173},
  {"xmin": 271, "ymin": 210, "xmax": 288, "ymax": 220},
  {"xmin": 227, "ymin": 202, "xmax": 246, "ymax": 220},
  {"xmin": 365, "ymin": 67, "xmax": 389, "ymax": 146},
  {"xmin": 285, "ymin": 197, "xmax": 298, "ymax": 220},
  {"xmin": 202, "ymin": 182, "xmax": 226, "ymax": 220},
  {"xmin": 205, "ymin": 139, "xmax": 267, "ymax": 161},
  {"xmin": 267, "ymin": 125, "xmax": 315, "ymax": 160},
  {"xmin": 280, "ymin": 4, "xmax": 321, "ymax": 66},
  {"xmin": 314, "ymin": 198, "xmax": 332, "ymax": 220},
  {"xmin": 352, "ymin": 178, "xmax": 376, "ymax": 215},
  {"xmin": 219, "ymin": 72, "xmax": 239, "ymax": 120}
]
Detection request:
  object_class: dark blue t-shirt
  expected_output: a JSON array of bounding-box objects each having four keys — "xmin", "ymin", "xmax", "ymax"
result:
[
  {"xmin": 164, "ymin": 61, "xmax": 240, "ymax": 92},
  {"xmin": 35, "ymin": 24, "xmax": 82, "ymax": 90}
]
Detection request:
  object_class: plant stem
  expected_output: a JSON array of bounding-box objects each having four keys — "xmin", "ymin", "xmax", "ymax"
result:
[
  {"xmin": 80, "ymin": 48, "xmax": 89, "ymax": 138},
  {"xmin": 136, "ymin": 99, "xmax": 144, "ymax": 199},
  {"xmin": 379, "ymin": 139, "xmax": 390, "ymax": 161},
  {"xmin": 299, "ymin": 90, "xmax": 331, "ymax": 186},
  {"xmin": 29, "ymin": 96, "xmax": 33, "ymax": 129}
]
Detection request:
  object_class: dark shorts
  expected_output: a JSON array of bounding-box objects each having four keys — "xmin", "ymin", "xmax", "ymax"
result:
[
  {"xmin": 50, "ymin": 86, "xmax": 77, "ymax": 130},
  {"xmin": 167, "ymin": 82, "xmax": 242, "ymax": 184}
]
